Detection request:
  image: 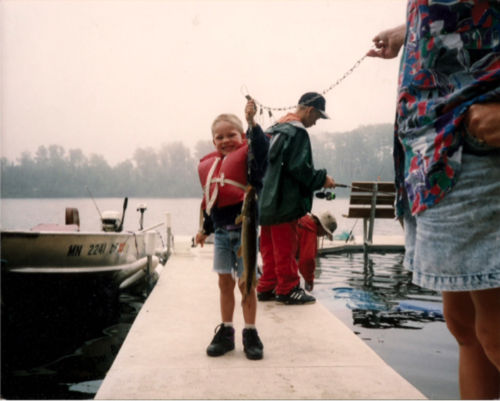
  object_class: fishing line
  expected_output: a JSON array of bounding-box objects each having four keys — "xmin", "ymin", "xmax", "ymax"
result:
[{"xmin": 345, "ymin": 219, "xmax": 358, "ymax": 244}]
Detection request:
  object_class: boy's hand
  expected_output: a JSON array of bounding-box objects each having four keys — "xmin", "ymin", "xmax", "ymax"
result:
[
  {"xmin": 195, "ymin": 232, "xmax": 208, "ymax": 248},
  {"xmin": 323, "ymin": 175, "xmax": 336, "ymax": 189},
  {"xmin": 245, "ymin": 99, "xmax": 257, "ymax": 127},
  {"xmin": 464, "ymin": 103, "xmax": 500, "ymax": 147}
]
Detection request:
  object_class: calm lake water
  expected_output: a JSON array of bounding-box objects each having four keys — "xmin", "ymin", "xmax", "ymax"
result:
[{"xmin": 1, "ymin": 197, "xmax": 459, "ymax": 399}]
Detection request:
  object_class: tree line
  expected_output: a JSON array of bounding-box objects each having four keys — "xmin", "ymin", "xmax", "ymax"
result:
[{"xmin": 1, "ymin": 123, "xmax": 395, "ymax": 198}]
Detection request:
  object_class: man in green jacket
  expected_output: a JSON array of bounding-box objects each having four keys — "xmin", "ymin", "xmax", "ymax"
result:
[{"xmin": 257, "ymin": 92, "xmax": 336, "ymax": 305}]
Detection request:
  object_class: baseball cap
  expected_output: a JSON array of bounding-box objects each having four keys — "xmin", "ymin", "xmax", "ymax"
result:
[
  {"xmin": 312, "ymin": 211, "xmax": 337, "ymax": 241},
  {"xmin": 298, "ymin": 92, "xmax": 330, "ymax": 119}
]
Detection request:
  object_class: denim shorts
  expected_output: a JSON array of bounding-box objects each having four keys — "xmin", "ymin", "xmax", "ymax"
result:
[
  {"xmin": 213, "ymin": 227, "xmax": 245, "ymax": 278},
  {"xmin": 403, "ymin": 151, "xmax": 500, "ymax": 292}
]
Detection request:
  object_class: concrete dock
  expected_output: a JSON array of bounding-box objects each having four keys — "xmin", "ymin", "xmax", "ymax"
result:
[{"xmin": 96, "ymin": 244, "xmax": 425, "ymax": 400}]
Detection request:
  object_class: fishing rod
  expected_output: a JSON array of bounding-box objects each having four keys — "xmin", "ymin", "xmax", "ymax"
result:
[
  {"xmin": 315, "ymin": 183, "xmax": 395, "ymax": 201},
  {"xmin": 335, "ymin": 183, "xmax": 395, "ymax": 196},
  {"xmin": 86, "ymin": 186, "xmax": 103, "ymax": 219}
]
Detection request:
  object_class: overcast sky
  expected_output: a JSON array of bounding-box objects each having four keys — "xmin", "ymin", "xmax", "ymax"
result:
[{"xmin": 2, "ymin": 0, "xmax": 407, "ymax": 166}]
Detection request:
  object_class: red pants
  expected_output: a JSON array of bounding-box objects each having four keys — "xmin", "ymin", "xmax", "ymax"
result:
[{"xmin": 257, "ymin": 221, "xmax": 300, "ymax": 295}]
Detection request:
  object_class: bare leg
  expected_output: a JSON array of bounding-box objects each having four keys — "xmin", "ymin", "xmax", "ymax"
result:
[
  {"xmin": 443, "ymin": 291, "xmax": 500, "ymax": 399},
  {"xmin": 239, "ymin": 282, "xmax": 257, "ymax": 325},
  {"xmin": 218, "ymin": 274, "xmax": 236, "ymax": 323},
  {"xmin": 470, "ymin": 288, "xmax": 500, "ymax": 370}
]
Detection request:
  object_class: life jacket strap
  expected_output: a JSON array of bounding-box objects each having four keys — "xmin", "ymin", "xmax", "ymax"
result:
[
  {"xmin": 199, "ymin": 202, "xmax": 204, "ymax": 233},
  {"xmin": 210, "ymin": 175, "xmax": 247, "ymax": 191},
  {"xmin": 204, "ymin": 158, "xmax": 221, "ymax": 215}
]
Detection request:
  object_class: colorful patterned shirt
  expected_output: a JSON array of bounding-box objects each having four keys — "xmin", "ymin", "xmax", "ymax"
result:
[{"xmin": 395, "ymin": 0, "xmax": 500, "ymax": 217}]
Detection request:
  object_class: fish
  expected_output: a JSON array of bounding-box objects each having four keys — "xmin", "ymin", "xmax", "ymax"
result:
[{"xmin": 236, "ymin": 186, "xmax": 258, "ymax": 304}]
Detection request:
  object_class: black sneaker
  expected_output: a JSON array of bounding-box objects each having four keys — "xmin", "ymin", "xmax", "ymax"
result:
[
  {"xmin": 242, "ymin": 328, "xmax": 264, "ymax": 360},
  {"xmin": 276, "ymin": 285, "xmax": 316, "ymax": 305},
  {"xmin": 257, "ymin": 289, "xmax": 276, "ymax": 302},
  {"xmin": 206, "ymin": 324, "xmax": 235, "ymax": 357}
]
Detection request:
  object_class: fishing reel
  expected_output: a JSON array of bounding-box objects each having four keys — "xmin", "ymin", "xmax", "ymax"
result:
[{"xmin": 315, "ymin": 188, "xmax": 336, "ymax": 201}]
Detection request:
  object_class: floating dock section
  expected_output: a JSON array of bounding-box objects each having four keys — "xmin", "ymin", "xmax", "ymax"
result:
[
  {"xmin": 318, "ymin": 235, "xmax": 405, "ymax": 255},
  {"xmin": 96, "ymin": 244, "xmax": 424, "ymax": 400}
]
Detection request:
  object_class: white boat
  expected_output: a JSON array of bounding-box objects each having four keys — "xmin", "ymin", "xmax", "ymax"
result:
[{"xmin": 1, "ymin": 200, "xmax": 171, "ymax": 307}]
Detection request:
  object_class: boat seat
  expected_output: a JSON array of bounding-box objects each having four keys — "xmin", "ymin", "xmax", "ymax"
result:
[
  {"xmin": 342, "ymin": 181, "xmax": 396, "ymax": 252},
  {"xmin": 65, "ymin": 208, "xmax": 80, "ymax": 227},
  {"xmin": 30, "ymin": 208, "xmax": 81, "ymax": 232}
]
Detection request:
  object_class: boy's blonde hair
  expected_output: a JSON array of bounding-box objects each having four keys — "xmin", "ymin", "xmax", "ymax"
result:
[{"xmin": 211, "ymin": 114, "xmax": 244, "ymax": 136}]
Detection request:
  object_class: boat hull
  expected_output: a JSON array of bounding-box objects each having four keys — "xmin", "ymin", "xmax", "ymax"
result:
[
  {"xmin": 1, "ymin": 230, "xmax": 159, "ymax": 307},
  {"xmin": 1, "ymin": 230, "xmax": 149, "ymax": 270}
]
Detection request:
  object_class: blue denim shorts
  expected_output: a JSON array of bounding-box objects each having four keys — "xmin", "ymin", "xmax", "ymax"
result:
[
  {"xmin": 213, "ymin": 228, "xmax": 245, "ymax": 278},
  {"xmin": 403, "ymin": 152, "xmax": 500, "ymax": 292}
]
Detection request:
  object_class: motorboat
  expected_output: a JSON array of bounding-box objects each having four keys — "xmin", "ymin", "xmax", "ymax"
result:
[{"xmin": 1, "ymin": 199, "xmax": 171, "ymax": 307}]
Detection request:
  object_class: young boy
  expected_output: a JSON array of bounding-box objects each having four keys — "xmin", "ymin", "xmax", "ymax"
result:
[
  {"xmin": 297, "ymin": 211, "xmax": 337, "ymax": 291},
  {"xmin": 195, "ymin": 100, "xmax": 269, "ymax": 360},
  {"xmin": 257, "ymin": 92, "xmax": 336, "ymax": 305}
]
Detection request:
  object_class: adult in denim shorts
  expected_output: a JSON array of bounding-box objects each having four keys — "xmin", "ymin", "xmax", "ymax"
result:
[{"xmin": 368, "ymin": 2, "xmax": 500, "ymax": 398}]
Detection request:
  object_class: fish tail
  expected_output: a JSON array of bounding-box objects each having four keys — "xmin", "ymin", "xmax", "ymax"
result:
[
  {"xmin": 241, "ymin": 292, "xmax": 249, "ymax": 305},
  {"xmin": 252, "ymin": 273, "xmax": 259, "ymax": 289},
  {"xmin": 240, "ymin": 271, "xmax": 257, "ymax": 306},
  {"xmin": 240, "ymin": 268, "xmax": 248, "ymax": 286}
]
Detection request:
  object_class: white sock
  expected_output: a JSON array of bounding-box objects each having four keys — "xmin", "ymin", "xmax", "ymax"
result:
[
  {"xmin": 223, "ymin": 322, "xmax": 234, "ymax": 328},
  {"xmin": 244, "ymin": 324, "xmax": 256, "ymax": 329}
]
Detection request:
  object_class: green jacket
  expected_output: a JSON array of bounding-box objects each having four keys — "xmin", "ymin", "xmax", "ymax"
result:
[{"xmin": 259, "ymin": 121, "xmax": 326, "ymax": 226}]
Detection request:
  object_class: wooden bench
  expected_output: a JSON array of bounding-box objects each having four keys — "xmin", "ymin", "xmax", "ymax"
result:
[{"xmin": 342, "ymin": 181, "xmax": 396, "ymax": 251}]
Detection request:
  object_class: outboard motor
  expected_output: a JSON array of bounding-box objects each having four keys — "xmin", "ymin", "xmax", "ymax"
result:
[
  {"xmin": 101, "ymin": 198, "xmax": 128, "ymax": 232},
  {"xmin": 101, "ymin": 211, "xmax": 122, "ymax": 232}
]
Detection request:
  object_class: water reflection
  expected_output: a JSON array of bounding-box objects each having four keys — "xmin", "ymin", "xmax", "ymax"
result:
[
  {"xmin": 314, "ymin": 252, "xmax": 459, "ymax": 400},
  {"xmin": 318, "ymin": 253, "xmax": 445, "ymax": 330},
  {"xmin": 318, "ymin": 252, "xmax": 442, "ymax": 307},
  {"xmin": 1, "ymin": 290, "xmax": 145, "ymax": 400},
  {"xmin": 351, "ymin": 308, "xmax": 444, "ymax": 330}
]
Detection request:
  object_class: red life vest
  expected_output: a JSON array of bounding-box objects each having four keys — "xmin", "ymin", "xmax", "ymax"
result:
[{"xmin": 198, "ymin": 142, "xmax": 248, "ymax": 213}]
